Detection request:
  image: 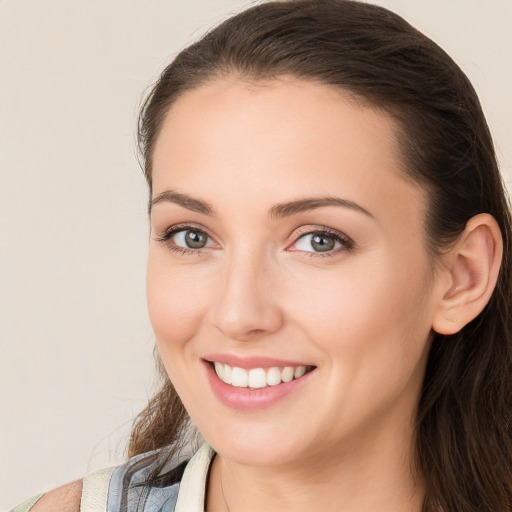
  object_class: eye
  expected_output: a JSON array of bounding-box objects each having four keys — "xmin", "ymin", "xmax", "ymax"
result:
[
  {"xmin": 290, "ymin": 229, "xmax": 353, "ymax": 255},
  {"xmin": 155, "ymin": 225, "xmax": 215, "ymax": 253},
  {"xmin": 173, "ymin": 229, "xmax": 210, "ymax": 249}
]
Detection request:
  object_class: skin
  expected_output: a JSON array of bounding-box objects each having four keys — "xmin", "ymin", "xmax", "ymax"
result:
[
  {"xmin": 31, "ymin": 480, "xmax": 82, "ymax": 512},
  {"xmin": 145, "ymin": 77, "xmax": 464, "ymax": 511}
]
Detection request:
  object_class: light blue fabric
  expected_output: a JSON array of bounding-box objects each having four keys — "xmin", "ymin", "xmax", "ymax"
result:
[
  {"xmin": 106, "ymin": 449, "xmax": 182, "ymax": 512},
  {"xmin": 106, "ymin": 443, "xmax": 215, "ymax": 512}
]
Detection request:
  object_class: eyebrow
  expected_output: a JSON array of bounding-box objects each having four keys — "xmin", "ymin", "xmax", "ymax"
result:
[
  {"xmin": 269, "ymin": 197, "xmax": 373, "ymax": 219},
  {"xmin": 150, "ymin": 190, "xmax": 215, "ymax": 216},
  {"xmin": 150, "ymin": 189, "xmax": 373, "ymax": 219}
]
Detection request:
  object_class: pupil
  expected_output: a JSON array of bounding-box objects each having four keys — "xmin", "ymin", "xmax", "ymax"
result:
[
  {"xmin": 185, "ymin": 230, "xmax": 206, "ymax": 248},
  {"xmin": 311, "ymin": 234, "xmax": 335, "ymax": 252}
]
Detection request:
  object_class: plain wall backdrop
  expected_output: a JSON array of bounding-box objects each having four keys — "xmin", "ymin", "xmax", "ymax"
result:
[{"xmin": 1, "ymin": 0, "xmax": 510, "ymax": 508}]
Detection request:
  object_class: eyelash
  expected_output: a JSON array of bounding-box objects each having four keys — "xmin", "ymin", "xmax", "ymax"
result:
[
  {"xmin": 155, "ymin": 223, "xmax": 355, "ymax": 258},
  {"xmin": 154, "ymin": 224, "xmax": 209, "ymax": 257}
]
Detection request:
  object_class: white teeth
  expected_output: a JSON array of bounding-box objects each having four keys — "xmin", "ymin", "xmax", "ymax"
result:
[
  {"xmin": 294, "ymin": 366, "xmax": 306, "ymax": 378},
  {"xmin": 231, "ymin": 366, "xmax": 248, "ymax": 387},
  {"xmin": 213, "ymin": 362, "xmax": 311, "ymax": 388},
  {"xmin": 223, "ymin": 364, "xmax": 232, "ymax": 384},
  {"xmin": 266, "ymin": 367, "xmax": 282, "ymax": 386},
  {"xmin": 214, "ymin": 362, "xmax": 224, "ymax": 380},
  {"xmin": 248, "ymin": 368, "xmax": 267, "ymax": 389},
  {"xmin": 281, "ymin": 366, "xmax": 294, "ymax": 383}
]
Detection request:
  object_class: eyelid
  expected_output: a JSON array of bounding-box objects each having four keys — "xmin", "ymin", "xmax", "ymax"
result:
[
  {"xmin": 154, "ymin": 223, "xmax": 217, "ymax": 252},
  {"xmin": 156, "ymin": 222, "xmax": 199, "ymax": 238},
  {"xmin": 287, "ymin": 225, "xmax": 355, "ymax": 256}
]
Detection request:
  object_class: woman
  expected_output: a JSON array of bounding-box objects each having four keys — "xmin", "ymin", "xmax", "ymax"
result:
[{"xmin": 14, "ymin": 0, "xmax": 511, "ymax": 510}]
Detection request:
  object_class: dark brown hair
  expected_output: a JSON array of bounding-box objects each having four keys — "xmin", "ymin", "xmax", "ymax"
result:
[{"xmin": 130, "ymin": 1, "xmax": 512, "ymax": 510}]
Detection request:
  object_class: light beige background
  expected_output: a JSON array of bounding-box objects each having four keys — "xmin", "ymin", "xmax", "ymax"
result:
[{"xmin": 1, "ymin": 0, "xmax": 510, "ymax": 509}]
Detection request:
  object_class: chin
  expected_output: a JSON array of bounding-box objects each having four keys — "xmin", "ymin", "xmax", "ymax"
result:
[{"xmin": 199, "ymin": 420, "xmax": 315, "ymax": 468}]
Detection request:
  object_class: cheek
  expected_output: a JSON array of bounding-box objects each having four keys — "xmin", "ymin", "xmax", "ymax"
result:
[
  {"xmin": 289, "ymin": 249, "xmax": 433, "ymax": 363},
  {"xmin": 146, "ymin": 252, "xmax": 210, "ymax": 353},
  {"xmin": 300, "ymin": 257, "xmax": 433, "ymax": 423}
]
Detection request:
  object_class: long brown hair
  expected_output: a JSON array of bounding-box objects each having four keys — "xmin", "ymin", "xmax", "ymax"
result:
[{"xmin": 129, "ymin": 1, "xmax": 512, "ymax": 510}]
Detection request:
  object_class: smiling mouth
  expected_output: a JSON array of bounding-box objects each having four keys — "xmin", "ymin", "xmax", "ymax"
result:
[{"xmin": 210, "ymin": 361, "xmax": 316, "ymax": 389}]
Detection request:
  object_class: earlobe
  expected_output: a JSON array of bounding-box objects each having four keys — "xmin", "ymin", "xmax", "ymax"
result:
[{"xmin": 432, "ymin": 213, "xmax": 503, "ymax": 335}]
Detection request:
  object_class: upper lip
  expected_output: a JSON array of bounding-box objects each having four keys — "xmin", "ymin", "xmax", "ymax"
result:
[{"xmin": 203, "ymin": 353, "xmax": 314, "ymax": 369}]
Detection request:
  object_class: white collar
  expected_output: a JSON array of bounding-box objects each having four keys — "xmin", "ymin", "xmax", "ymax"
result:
[{"xmin": 175, "ymin": 442, "xmax": 216, "ymax": 512}]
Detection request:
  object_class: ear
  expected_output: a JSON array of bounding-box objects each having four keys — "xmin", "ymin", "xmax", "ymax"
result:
[{"xmin": 432, "ymin": 213, "xmax": 503, "ymax": 335}]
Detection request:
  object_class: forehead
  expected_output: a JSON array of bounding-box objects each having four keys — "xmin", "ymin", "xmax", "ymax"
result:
[{"xmin": 151, "ymin": 77, "xmax": 426, "ymax": 229}]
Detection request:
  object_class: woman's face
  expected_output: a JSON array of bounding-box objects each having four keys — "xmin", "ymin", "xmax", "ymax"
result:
[{"xmin": 147, "ymin": 77, "xmax": 446, "ymax": 468}]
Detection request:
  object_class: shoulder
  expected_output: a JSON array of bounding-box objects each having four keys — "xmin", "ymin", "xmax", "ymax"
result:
[
  {"xmin": 30, "ymin": 480, "xmax": 83, "ymax": 512},
  {"xmin": 14, "ymin": 444, "xmax": 213, "ymax": 512},
  {"xmin": 14, "ymin": 464, "xmax": 115, "ymax": 512}
]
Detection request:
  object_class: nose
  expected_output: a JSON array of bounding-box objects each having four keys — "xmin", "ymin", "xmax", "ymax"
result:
[{"xmin": 208, "ymin": 248, "xmax": 284, "ymax": 342}]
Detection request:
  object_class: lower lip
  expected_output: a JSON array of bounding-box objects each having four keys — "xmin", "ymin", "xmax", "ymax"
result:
[{"xmin": 202, "ymin": 360, "xmax": 316, "ymax": 410}]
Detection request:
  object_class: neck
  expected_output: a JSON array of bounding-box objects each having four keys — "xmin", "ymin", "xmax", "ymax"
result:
[{"xmin": 206, "ymin": 418, "xmax": 425, "ymax": 512}]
